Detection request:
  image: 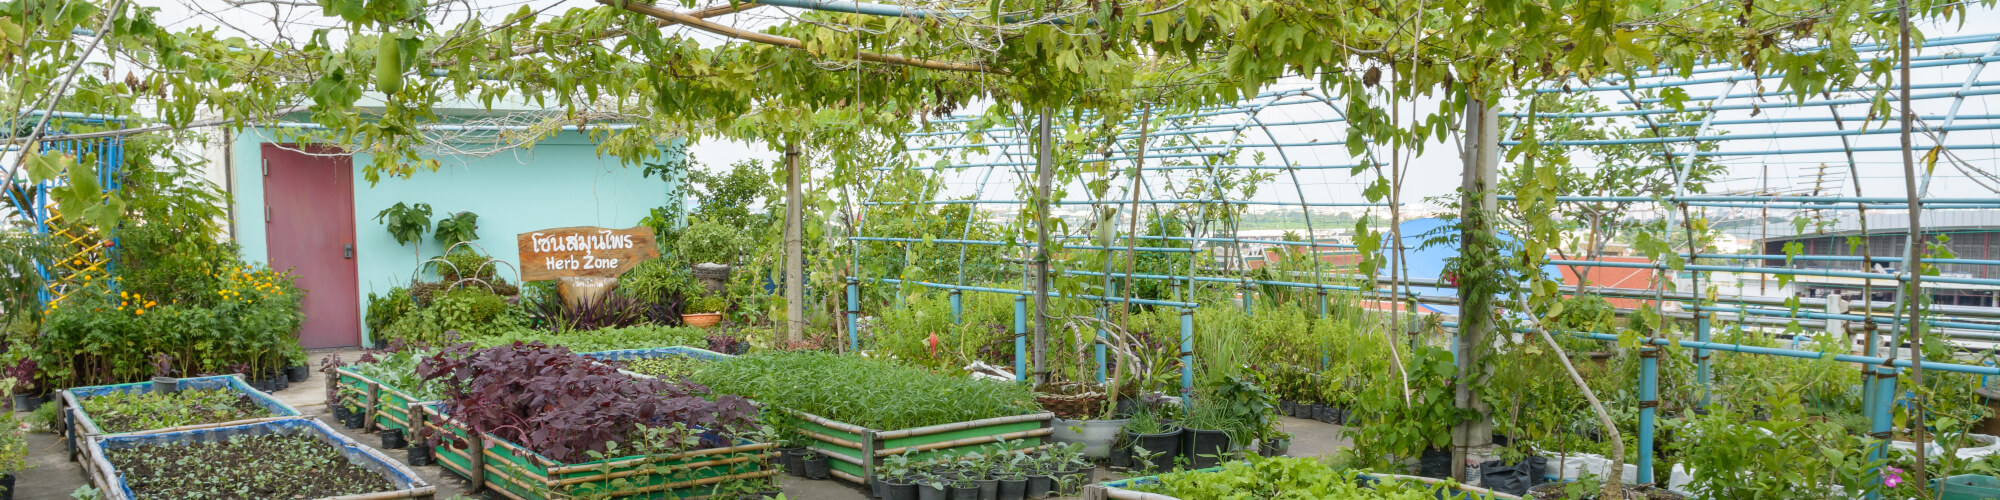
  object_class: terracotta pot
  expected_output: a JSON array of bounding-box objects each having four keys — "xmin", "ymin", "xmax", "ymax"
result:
[{"xmin": 681, "ymin": 313, "xmax": 724, "ymax": 328}]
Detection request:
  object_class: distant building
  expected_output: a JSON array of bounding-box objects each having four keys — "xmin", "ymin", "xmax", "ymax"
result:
[{"xmin": 1750, "ymin": 210, "xmax": 2000, "ymax": 307}]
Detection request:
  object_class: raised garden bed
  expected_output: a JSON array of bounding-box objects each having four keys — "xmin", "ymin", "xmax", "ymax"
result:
[
  {"xmin": 693, "ymin": 351, "xmax": 1053, "ymax": 484},
  {"xmin": 412, "ymin": 341, "xmax": 771, "ymax": 499},
  {"xmin": 79, "ymin": 417, "xmax": 433, "ymax": 500},
  {"xmin": 416, "ymin": 402, "xmax": 775, "ymax": 499},
  {"xmin": 60, "ymin": 374, "xmax": 300, "ymax": 459},
  {"xmin": 333, "ymin": 350, "xmax": 450, "ymax": 433}
]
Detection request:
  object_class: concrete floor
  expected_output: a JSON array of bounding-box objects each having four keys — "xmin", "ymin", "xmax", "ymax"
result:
[{"xmin": 15, "ymin": 348, "xmax": 1359, "ymax": 499}]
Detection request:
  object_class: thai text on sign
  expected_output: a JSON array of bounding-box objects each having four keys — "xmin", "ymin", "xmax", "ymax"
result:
[{"xmin": 517, "ymin": 226, "xmax": 659, "ymax": 281}]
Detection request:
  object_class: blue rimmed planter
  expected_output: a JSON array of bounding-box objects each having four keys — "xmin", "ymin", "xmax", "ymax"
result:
[
  {"xmin": 78, "ymin": 417, "xmax": 435, "ymax": 500},
  {"xmin": 1092, "ymin": 467, "xmax": 1517, "ymax": 499},
  {"xmin": 60, "ymin": 374, "xmax": 301, "ymax": 461}
]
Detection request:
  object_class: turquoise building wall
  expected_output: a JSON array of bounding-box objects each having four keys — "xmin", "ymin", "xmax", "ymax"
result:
[{"xmin": 227, "ymin": 127, "xmax": 680, "ymax": 345}]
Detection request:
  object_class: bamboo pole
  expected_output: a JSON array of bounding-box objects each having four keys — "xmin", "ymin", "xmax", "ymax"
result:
[
  {"xmin": 622, "ymin": 469, "xmax": 779, "ymax": 495},
  {"xmin": 546, "ymin": 442, "xmax": 776, "ymax": 474},
  {"xmin": 874, "ymin": 412, "xmax": 1054, "ymax": 439},
  {"xmin": 320, "ymin": 486, "xmax": 441, "ymax": 500},
  {"xmin": 788, "ymin": 409, "xmax": 874, "ymax": 435},
  {"xmin": 830, "ymin": 468, "xmax": 868, "ymax": 484},
  {"xmin": 802, "ymin": 429, "xmax": 868, "ymax": 450},
  {"xmin": 549, "ymin": 451, "xmax": 775, "ymax": 487},
  {"xmin": 874, "ymin": 429, "xmax": 1053, "ymax": 456},
  {"xmin": 816, "ymin": 447, "xmax": 868, "ymax": 467}
]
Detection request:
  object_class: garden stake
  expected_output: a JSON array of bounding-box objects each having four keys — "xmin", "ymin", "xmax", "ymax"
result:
[
  {"xmin": 1637, "ymin": 346, "xmax": 1659, "ymax": 483},
  {"xmin": 1015, "ymin": 295, "xmax": 1028, "ymax": 382}
]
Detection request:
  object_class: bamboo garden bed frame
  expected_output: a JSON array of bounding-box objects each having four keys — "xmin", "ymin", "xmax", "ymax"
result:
[
  {"xmin": 332, "ymin": 366, "xmax": 433, "ymax": 433},
  {"xmin": 789, "ymin": 408, "xmax": 1056, "ymax": 485},
  {"xmin": 413, "ymin": 403, "xmax": 777, "ymax": 500}
]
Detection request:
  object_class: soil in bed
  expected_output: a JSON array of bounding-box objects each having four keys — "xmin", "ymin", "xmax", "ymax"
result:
[
  {"xmin": 81, "ymin": 388, "xmax": 275, "ymax": 434},
  {"xmin": 106, "ymin": 433, "xmax": 396, "ymax": 499}
]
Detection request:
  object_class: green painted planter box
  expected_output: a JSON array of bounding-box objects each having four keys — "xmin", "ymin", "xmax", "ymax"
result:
[
  {"xmin": 787, "ymin": 409, "xmax": 1056, "ymax": 484},
  {"xmin": 333, "ymin": 366, "xmax": 432, "ymax": 433},
  {"xmin": 414, "ymin": 403, "xmax": 776, "ymax": 500}
]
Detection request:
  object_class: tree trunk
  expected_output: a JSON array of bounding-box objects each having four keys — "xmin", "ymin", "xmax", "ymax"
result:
[{"xmin": 1032, "ymin": 109, "xmax": 1055, "ymax": 385}]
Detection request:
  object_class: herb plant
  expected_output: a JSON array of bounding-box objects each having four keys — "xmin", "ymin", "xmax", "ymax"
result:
[
  {"xmin": 692, "ymin": 351, "xmax": 1037, "ymax": 430},
  {"xmin": 417, "ymin": 341, "xmax": 757, "ymax": 462},
  {"xmin": 78, "ymin": 388, "xmax": 275, "ymax": 434},
  {"xmin": 1130, "ymin": 455, "xmax": 1463, "ymax": 499},
  {"xmin": 617, "ymin": 356, "xmax": 707, "ymax": 382}
]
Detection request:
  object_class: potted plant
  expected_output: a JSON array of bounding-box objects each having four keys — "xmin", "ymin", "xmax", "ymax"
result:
[
  {"xmin": 678, "ymin": 217, "xmax": 743, "ymax": 293},
  {"xmin": 4, "ymin": 360, "xmax": 43, "ymax": 412},
  {"xmin": 916, "ymin": 470, "xmax": 948, "ymax": 500},
  {"xmin": 0, "ymin": 379, "xmax": 26, "ymax": 500},
  {"xmin": 682, "ymin": 292, "xmax": 728, "ymax": 328},
  {"xmin": 947, "ymin": 477, "xmax": 979, "ymax": 500},
  {"xmin": 1117, "ymin": 398, "xmax": 1182, "ymax": 473}
]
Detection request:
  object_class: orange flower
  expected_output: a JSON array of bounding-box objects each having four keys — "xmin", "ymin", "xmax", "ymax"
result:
[{"xmin": 134, "ymin": 308, "xmax": 144, "ymax": 315}]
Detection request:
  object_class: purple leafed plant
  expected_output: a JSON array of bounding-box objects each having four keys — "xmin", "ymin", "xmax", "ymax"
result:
[
  {"xmin": 416, "ymin": 341, "xmax": 757, "ymax": 462},
  {"xmin": 531, "ymin": 294, "xmax": 650, "ymax": 332},
  {"xmin": 705, "ymin": 333, "xmax": 744, "ymax": 355},
  {"xmin": 5, "ymin": 358, "xmax": 38, "ymax": 396}
]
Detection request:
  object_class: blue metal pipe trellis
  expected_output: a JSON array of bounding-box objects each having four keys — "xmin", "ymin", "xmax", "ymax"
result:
[{"xmin": 841, "ymin": 27, "xmax": 2000, "ymax": 494}]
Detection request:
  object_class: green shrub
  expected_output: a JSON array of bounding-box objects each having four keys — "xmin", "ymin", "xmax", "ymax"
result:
[
  {"xmin": 34, "ymin": 266, "xmax": 302, "ymax": 389},
  {"xmin": 379, "ymin": 287, "xmax": 523, "ymax": 345},
  {"xmin": 469, "ymin": 325, "xmax": 706, "ymax": 353},
  {"xmin": 616, "ymin": 258, "xmax": 696, "ymax": 304},
  {"xmin": 676, "ymin": 217, "xmax": 743, "ymax": 265},
  {"xmin": 693, "ymin": 351, "xmax": 1037, "ymax": 430},
  {"xmin": 365, "ymin": 287, "xmax": 415, "ymax": 334}
]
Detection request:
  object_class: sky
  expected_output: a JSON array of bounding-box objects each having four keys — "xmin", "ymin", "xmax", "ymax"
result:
[{"xmin": 114, "ymin": 1, "xmax": 2000, "ymax": 224}]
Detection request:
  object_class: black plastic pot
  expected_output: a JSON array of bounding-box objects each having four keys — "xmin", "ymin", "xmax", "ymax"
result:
[
  {"xmin": 1477, "ymin": 456, "xmax": 1548, "ymax": 496},
  {"xmin": 1024, "ymin": 475, "xmax": 1052, "ymax": 498},
  {"xmin": 800, "ymin": 450, "xmax": 831, "ymax": 480},
  {"xmin": 380, "ymin": 429, "xmax": 406, "ymax": 449},
  {"xmin": 1058, "ymin": 469, "xmax": 1089, "ymax": 496},
  {"xmin": 949, "ymin": 484, "xmax": 979, "ymax": 500},
  {"xmin": 871, "ymin": 476, "xmax": 887, "ymax": 498},
  {"xmin": 1107, "ymin": 438, "xmax": 1132, "ymax": 469},
  {"xmin": 780, "ymin": 447, "xmax": 807, "ymax": 476},
  {"xmin": 917, "ymin": 483, "xmax": 947, "ymax": 500},
  {"xmin": 287, "ymin": 365, "xmax": 311, "ymax": 382},
  {"xmin": 9, "ymin": 394, "xmax": 42, "ymax": 413},
  {"xmin": 1124, "ymin": 427, "xmax": 1181, "ymax": 472},
  {"xmin": 341, "ymin": 410, "xmax": 366, "ymax": 430},
  {"xmin": 0, "ymin": 471, "xmax": 14, "ymax": 500},
  {"xmin": 1309, "ymin": 404, "xmax": 1327, "ymax": 421},
  {"xmin": 273, "ymin": 373, "xmax": 290, "ymax": 391},
  {"xmin": 1180, "ymin": 427, "xmax": 1231, "ymax": 469},
  {"xmin": 1278, "ymin": 400, "xmax": 1295, "ymax": 415},
  {"xmin": 976, "ymin": 478, "xmax": 997, "ymax": 500},
  {"xmin": 407, "ymin": 444, "xmax": 433, "ymax": 466},
  {"xmin": 883, "ymin": 478, "xmax": 919, "ymax": 500},
  {"xmin": 1417, "ymin": 447, "xmax": 1453, "ymax": 479},
  {"xmin": 1259, "ymin": 438, "xmax": 1290, "ymax": 457},
  {"xmin": 996, "ymin": 477, "xmax": 1027, "ymax": 500}
]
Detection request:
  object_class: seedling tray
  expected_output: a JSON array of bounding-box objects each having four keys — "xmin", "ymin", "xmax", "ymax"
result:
[
  {"xmin": 61, "ymin": 374, "xmax": 301, "ymax": 458},
  {"xmin": 787, "ymin": 408, "xmax": 1056, "ymax": 485},
  {"xmin": 333, "ymin": 366, "xmax": 435, "ymax": 433},
  {"xmin": 80, "ymin": 417, "xmax": 435, "ymax": 500},
  {"xmin": 414, "ymin": 402, "xmax": 776, "ymax": 500}
]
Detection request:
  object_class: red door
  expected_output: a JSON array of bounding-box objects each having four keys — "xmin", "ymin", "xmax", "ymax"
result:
[{"xmin": 262, "ymin": 144, "xmax": 361, "ymax": 348}]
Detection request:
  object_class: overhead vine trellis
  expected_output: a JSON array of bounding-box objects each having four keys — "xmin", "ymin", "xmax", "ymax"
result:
[{"xmin": 10, "ymin": 0, "xmax": 2000, "ymax": 496}]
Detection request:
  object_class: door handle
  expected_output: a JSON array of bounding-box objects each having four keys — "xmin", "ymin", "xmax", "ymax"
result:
[{"xmin": 344, "ymin": 244, "xmax": 354, "ymax": 259}]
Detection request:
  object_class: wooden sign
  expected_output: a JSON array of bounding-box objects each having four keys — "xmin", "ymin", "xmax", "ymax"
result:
[{"xmin": 517, "ymin": 226, "xmax": 660, "ymax": 281}]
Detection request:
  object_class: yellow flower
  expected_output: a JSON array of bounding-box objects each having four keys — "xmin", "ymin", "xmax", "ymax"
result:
[
  {"xmin": 120, "ymin": 291, "xmax": 128, "ymax": 299},
  {"xmin": 134, "ymin": 308, "xmax": 144, "ymax": 315},
  {"xmin": 145, "ymin": 300, "xmax": 156, "ymax": 308}
]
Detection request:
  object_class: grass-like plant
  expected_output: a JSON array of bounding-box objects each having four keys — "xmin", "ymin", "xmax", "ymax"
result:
[
  {"xmin": 471, "ymin": 324, "xmax": 706, "ymax": 353},
  {"xmin": 693, "ymin": 351, "xmax": 1038, "ymax": 430}
]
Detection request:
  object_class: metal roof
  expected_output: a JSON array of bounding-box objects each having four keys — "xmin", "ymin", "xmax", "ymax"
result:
[{"xmin": 1736, "ymin": 209, "xmax": 2000, "ymax": 242}]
